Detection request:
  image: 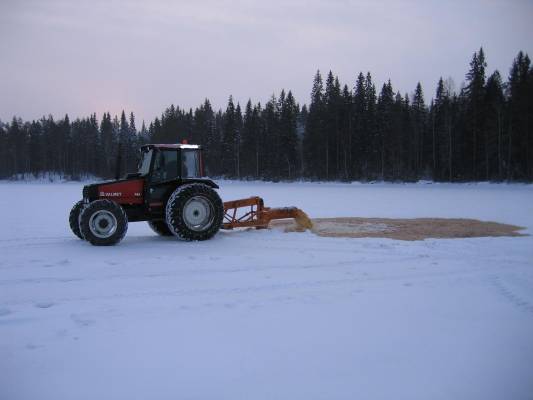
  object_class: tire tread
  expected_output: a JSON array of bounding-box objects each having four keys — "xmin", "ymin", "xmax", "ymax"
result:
[
  {"xmin": 165, "ymin": 183, "xmax": 223, "ymax": 241},
  {"xmin": 79, "ymin": 199, "xmax": 128, "ymax": 246}
]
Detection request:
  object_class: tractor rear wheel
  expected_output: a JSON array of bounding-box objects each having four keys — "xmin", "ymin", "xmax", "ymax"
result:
[
  {"xmin": 79, "ymin": 200, "xmax": 128, "ymax": 246},
  {"xmin": 69, "ymin": 200, "xmax": 86, "ymax": 239},
  {"xmin": 165, "ymin": 183, "xmax": 223, "ymax": 241},
  {"xmin": 148, "ymin": 220, "xmax": 173, "ymax": 236}
]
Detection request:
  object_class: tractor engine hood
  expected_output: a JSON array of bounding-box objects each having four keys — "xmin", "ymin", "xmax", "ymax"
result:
[{"xmin": 82, "ymin": 177, "xmax": 142, "ymax": 202}]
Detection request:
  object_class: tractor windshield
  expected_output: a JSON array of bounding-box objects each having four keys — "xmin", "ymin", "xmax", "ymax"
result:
[{"xmin": 139, "ymin": 149, "xmax": 153, "ymax": 176}]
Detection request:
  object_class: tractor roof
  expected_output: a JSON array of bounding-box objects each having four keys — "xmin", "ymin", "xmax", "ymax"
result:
[{"xmin": 141, "ymin": 143, "xmax": 201, "ymax": 151}]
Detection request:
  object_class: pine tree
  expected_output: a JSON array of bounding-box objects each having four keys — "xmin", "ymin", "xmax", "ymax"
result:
[
  {"xmin": 432, "ymin": 77, "xmax": 449, "ymax": 180},
  {"xmin": 339, "ymin": 84, "xmax": 353, "ymax": 180},
  {"xmin": 353, "ymin": 72, "xmax": 366, "ymax": 178},
  {"xmin": 235, "ymin": 102, "xmax": 243, "ymax": 178},
  {"xmin": 204, "ymin": 105, "xmax": 222, "ymax": 177},
  {"xmin": 221, "ymin": 96, "xmax": 237, "ymax": 177},
  {"xmin": 261, "ymin": 95, "xmax": 279, "ymax": 179},
  {"xmin": 324, "ymin": 72, "xmax": 341, "ymax": 179},
  {"xmin": 240, "ymin": 100, "xmax": 255, "ymax": 178},
  {"xmin": 364, "ymin": 72, "xmax": 378, "ymax": 179},
  {"xmin": 411, "ymin": 82, "xmax": 426, "ymax": 178},
  {"xmin": 279, "ymin": 90, "xmax": 299, "ymax": 179},
  {"xmin": 28, "ymin": 120, "xmax": 43, "ymax": 177},
  {"xmin": 0, "ymin": 120, "xmax": 8, "ymax": 178},
  {"xmin": 507, "ymin": 51, "xmax": 531, "ymax": 180},
  {"xmin": 100, "ymin": 113, "xmax": 114, "ymax": 177},
  {"xmin": 303, "ymin": 70, "xmax": 325, "ymax": 178},
  {"xmin": 118, "ymin": 111, "xmax": 129, "ymax": 174},
  {"xmin": 485, "ymin": 71, "xmax": 505, "ymax": 180},
  {"xmin": 464, "ymin": 47, "xmax": 487, "ymax": 179},
  {"xmin": 377, "ymin": 80, "xmax": 394, "ymax": 179}
]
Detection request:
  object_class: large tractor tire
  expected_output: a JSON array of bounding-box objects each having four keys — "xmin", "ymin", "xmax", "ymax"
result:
[
  {"xmin": 69, "ymin": 200, "xmax": 86, "ymax": 239},
  {"xmin": 148, "ymin": 220, "xmax": 173, "ymax": 236},
  {"xmin": 79, "ymin": 200, "xmax": 128, "ymax": 246},
  {"xmin": 165, "ymin": 183, "xmax": 223, "ymax": 241}
]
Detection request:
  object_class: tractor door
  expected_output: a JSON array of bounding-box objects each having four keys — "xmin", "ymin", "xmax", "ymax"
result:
[
  {"xmin": 145, "ymin": 148, "xmax": 180, "ymax": 213},
  {"xmin": 181, "ymin": 148, "xmax": 202, "ymax": 178}
]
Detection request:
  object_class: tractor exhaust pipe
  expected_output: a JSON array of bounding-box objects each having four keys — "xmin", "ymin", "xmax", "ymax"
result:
[{"xmin": 115, "ymin": 143, "xmax": 122, "ymax": 180}]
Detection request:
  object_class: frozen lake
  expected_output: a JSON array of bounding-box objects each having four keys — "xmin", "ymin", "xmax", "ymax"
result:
[{"xmin": 1, "ymin": 181, "xmax": 532, "ymax": 400}]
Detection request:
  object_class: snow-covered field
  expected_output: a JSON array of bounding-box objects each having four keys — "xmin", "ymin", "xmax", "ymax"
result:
[{"xmin": 1, "ymin": 181, "xmax": 533, "ymax": 400}]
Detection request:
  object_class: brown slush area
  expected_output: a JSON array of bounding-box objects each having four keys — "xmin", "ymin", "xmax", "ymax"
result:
[{"xmin": 270, "ymin": 216, "xmax": 527, "ymax": 241}]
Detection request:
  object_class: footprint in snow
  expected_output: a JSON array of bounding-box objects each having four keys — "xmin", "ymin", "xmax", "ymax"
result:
[
  {"xmin": 70, "ymin": 314, "xmax": 95, "ymax": 327},
  {"xmin": 0, "ymin": 308, "xmax": 11, "ymax": 317},
  {"xmin": 26, "ymin": 343, "xmax": 46, "ymax": 350},
  {"xmin": 35, "ymin": 302, "xmax": 54, "ymax": 309}
]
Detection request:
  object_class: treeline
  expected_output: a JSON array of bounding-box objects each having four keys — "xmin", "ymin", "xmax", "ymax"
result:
[
  {"xmin": 1, "ymin": 48, "xmax": 532, "ymax": 182},
  {"xmin": 0, "ymin": 111, "xmax": 148, "ymax": 180}
]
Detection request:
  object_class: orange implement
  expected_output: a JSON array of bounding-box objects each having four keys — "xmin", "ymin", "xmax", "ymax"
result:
[{"xmin": 222, "ymin": 196, "xmax": 312, "ymax": 230}]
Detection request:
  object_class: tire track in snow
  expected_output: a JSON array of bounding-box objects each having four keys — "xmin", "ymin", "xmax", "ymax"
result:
[
  {"xmin": 0, "ymin": 263, "xmax": 511, "ymax": 308},
  {"xmin": 489, "ymin": 274, "xmax": 533, "ymax": 315}
]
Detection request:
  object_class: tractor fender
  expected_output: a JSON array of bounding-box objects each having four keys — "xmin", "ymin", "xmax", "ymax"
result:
[{"xmin": 180, "ymin": 178, "xmax": 219, "ymax": 189}]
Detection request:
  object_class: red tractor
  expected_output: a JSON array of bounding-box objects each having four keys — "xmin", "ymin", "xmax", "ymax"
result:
[
  {"xmin": 70, "ymin": 144, "xmax": 224, "ymax": 245},
  {"xmin": 70, "ymin": 143, "xmax": 312, "ymax": 246}
]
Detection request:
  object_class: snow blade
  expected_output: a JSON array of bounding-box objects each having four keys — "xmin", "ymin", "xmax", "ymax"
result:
[{"xmin": 222, "ymin": 196, "xmax": 312, "ymax": 231}]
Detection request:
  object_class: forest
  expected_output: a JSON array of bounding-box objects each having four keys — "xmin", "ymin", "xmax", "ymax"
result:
[{"xmin": 1, "ymin": 48, "xmax": 532, "ymax": 182}]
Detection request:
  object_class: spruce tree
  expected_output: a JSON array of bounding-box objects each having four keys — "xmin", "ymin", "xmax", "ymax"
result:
[
  {"xmin": 464, "ymin": 47, "xmax": 487, "ymax": 179},
  {"xmin": 353, "ymin": 72, "xmax": 366, "ymax": 178},
  {"xmin": 377, "ymin": 80, "xmax": 394, "ymax": 179},
  {"xmin": 411, "ymin": 82, "xmax": 426, "ymax": 178},
  {"xmin": 507, "ymin": 51, "xmax": 531, "ymax": 180},
  {"xmin": 279, "ymin": 90, "xmax": 299, "ymax": 179},
  {"xmin": 303, "ymin": 70, "xmax": 325, "ymax": 178},
  {"xmin": 221, "ymin": 96, "xmax": 237, "ymax": 177},
  {"xmin": 485, "ymin": 71, "xmax": 505, "ymax": 180},
  {"xmin": 339, "ymin": 84, "xmax": 353, "ymax": 180},
  {"xmin": 364, "ymin": 73, "xmax": 378, "ymax": 179}
]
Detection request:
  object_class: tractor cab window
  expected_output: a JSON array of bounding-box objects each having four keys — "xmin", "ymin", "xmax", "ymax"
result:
[
  {"xmin": 138, "ymin": 149, "xmax": 153, "ymax": 176},
  {"xmin": 182, "ymin": 150, "xmax": 201, "ymax": 178},
  {"xmin": 152, "ymin": 150, "xmax": 178, "ymax": 182}
]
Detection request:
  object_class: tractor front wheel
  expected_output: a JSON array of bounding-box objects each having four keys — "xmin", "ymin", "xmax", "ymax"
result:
[
  {"xmin": 165, "ymin": 183, "xmax": 223, "ymax": 241},
  {"xmin": 69, "ymin": 200, "xmax": 86, "ymax": 239},
  {"xmin": 79, "ymin": 200, "xmax": 128, "ymax": 246}
]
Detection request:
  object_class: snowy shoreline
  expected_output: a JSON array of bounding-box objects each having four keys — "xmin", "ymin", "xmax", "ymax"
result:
[{"xmin": 2, "ymin": 175, "xmax": 533, "ymax": 187}]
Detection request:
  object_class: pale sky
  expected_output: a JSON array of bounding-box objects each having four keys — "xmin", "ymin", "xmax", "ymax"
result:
[{"xmin": 1, "ymin": 0, "xmax": 532, "ymax": 124}]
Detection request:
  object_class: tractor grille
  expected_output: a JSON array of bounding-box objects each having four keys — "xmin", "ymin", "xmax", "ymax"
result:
[{"xmin": 82, "ymin": 185, "xmax": 98, "ymax": 201}]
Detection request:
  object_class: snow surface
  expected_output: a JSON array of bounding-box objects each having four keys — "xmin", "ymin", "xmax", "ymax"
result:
[{"xmin": 1, "ymin": 181, "xmax": 533, "ymax": 400}]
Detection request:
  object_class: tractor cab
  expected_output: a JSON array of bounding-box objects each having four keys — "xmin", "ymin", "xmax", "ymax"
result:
[
  {"xmin": 139, "ymin": 144, "xmax": 204, "ymax": 182},
  {"xmin": 76, "ymin": 142, "xmax": 222, "ymax": 245}
]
